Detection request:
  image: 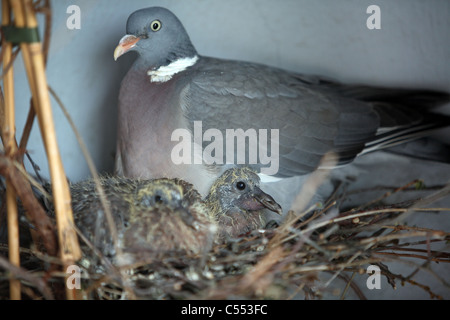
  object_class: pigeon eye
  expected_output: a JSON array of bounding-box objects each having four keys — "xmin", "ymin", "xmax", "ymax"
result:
[
  {"xmin": 150, "ymin": 20, "xmax": 161, "ymax": 32},
  {"xmin": 236, "ymin": 181, "xmax": 246, "ymax": 191}
]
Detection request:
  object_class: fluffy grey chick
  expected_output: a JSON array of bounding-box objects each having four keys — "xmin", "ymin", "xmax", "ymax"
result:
[
  {"xmin": 122, "ymin": 178, "xmax": 216, "ymax": 260},
  {"xmin": 205, "ymin": 167, "xmax": 282, "ymax": 238},
  {"xmin": 69, "ymin": 176, "xmax": 216, "ymax": 265}
]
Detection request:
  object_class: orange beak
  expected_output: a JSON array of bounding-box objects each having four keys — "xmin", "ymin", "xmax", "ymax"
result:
[{"xmin": 114, "ymin": 35, "xmax": 140, "ymax": 61}]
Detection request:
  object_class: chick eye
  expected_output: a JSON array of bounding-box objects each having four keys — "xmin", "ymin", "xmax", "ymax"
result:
[
  {"xmin": 236, "ymin": 181, "xmax": 246, "ymax": 191},
  {"xmin": 154, "ymin": 194, "xmax": 163, "ymax": 203},
  {"xmin": 150, "ymin": 20, "xmax": 162, "ymax": 32}
]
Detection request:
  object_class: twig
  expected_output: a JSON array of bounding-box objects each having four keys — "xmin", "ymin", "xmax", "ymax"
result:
[
  {"xmin": 338, "ymin": 272, "xmax": 366, "ymax": 300},
  {"xmin": 356, "ymin": 179, "xmax": 422, "ymax": 210},
  {"xmin": 324, "ymin": 251, "xmax": 362, "ymax": 288},
  {"xmin": 0, "ymin": 154, "xmax": 58, "ymax": 255},
  {"xmin": 48, "ymin": 85, "xmax": 137, "ymax": 299},
  {"xmin": 0, "ymin": 254, "xmax": 54, "ymax": 299}
]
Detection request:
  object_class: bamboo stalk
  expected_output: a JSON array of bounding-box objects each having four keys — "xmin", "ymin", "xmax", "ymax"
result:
[
  {"xmin": 2, "ymin": 0, "xmax": 21, "ymax": 300},
  {"xmin": 10, "ymin": 0, "xmax": 81, "ymax": 299},
  {"xmin": 18, "ymin": 104, "xmax": 35, "ymax": 154},
  {"xmin": 18, "ymin": 0, "xmax": 50, "ymax": 162}
]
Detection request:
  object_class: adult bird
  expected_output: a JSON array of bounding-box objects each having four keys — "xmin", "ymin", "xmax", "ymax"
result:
[
  {"xmin": 205, "ymin": 167, "xmax": 282, "ymax": 238},
  {"xmin": 113, "ymin": 6, "xmax": 450, "ymax": 197}
]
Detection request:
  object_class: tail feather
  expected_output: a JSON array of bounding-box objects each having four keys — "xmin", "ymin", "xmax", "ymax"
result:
[
  {"xmin": 327, "ymin": 83, "xmax": 450, "ymax": 162},
  {"xmin": 330, "ymin": 85, "xmax": 450, "ymax": 109},
  {"xmin": 386, "ymin": 137, "xmax": 450, "ymax": 163}
]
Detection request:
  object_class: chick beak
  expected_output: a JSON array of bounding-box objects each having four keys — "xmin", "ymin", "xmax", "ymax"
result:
[
  {"xmin": 114, "ymin": 34, "xmax": 140, "ymax": 61},
  {"xmin": 253, "ymin": 186, "xmax": 282, "ymax": 215}
]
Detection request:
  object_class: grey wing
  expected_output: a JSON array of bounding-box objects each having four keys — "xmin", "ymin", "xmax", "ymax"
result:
[{"xmin": 182, "ymin": 58, "xmax": 379, "ymax": 177}]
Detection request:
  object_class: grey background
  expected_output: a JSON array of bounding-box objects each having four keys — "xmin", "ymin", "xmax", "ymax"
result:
[{"xmin": 4, "ymin": 0, "xmax": 450, "ymax": 299}]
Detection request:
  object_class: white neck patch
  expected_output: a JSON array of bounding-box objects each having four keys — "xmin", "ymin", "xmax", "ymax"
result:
[{"xmin": 147, "ymin": 55, "xmax": 199, "ymax": 83}]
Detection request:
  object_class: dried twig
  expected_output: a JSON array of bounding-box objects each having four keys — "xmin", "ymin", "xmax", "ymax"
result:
[
  {"xmin": 0, "ymin": 154, "xmax": 58, "ymax": 255},
  {"xmin": 0, "ymin": 254, "xmax": 54, "ymax": 300}
]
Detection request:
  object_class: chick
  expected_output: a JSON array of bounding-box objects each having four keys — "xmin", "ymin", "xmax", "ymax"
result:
[
  {"xmin": 205, "ymin": 167, "xmax": 282, "ymax": 238},
  {"xmin": 122, "ymin": 178, "xmax": 216, "ymax": 258},
  {"xmin": 69, "ymin": 176, "xmax": 216, "ymax": 264},
  {"xmin": 69, "ymin": 175, "xmax": 139, "ymax": 259}
]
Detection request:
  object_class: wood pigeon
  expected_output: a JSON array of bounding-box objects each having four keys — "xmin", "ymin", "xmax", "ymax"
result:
[{"xmin": 114, "ymin": 6, "xmax": 450, "ymax": 196}]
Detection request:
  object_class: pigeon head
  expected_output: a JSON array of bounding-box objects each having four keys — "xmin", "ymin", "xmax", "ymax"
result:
[
  {"xmin": 114, "ymin": 7, "xmax": 197, "ymax": 72},
  {"xmin": 207, "ymin": 167, "xmax": 282, "ymax": 216}
]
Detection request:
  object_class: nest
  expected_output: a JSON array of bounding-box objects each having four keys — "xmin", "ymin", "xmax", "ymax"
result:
[{"xmin": 1, "ymin": 175, "xmax": 449, "ymax": 300}]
